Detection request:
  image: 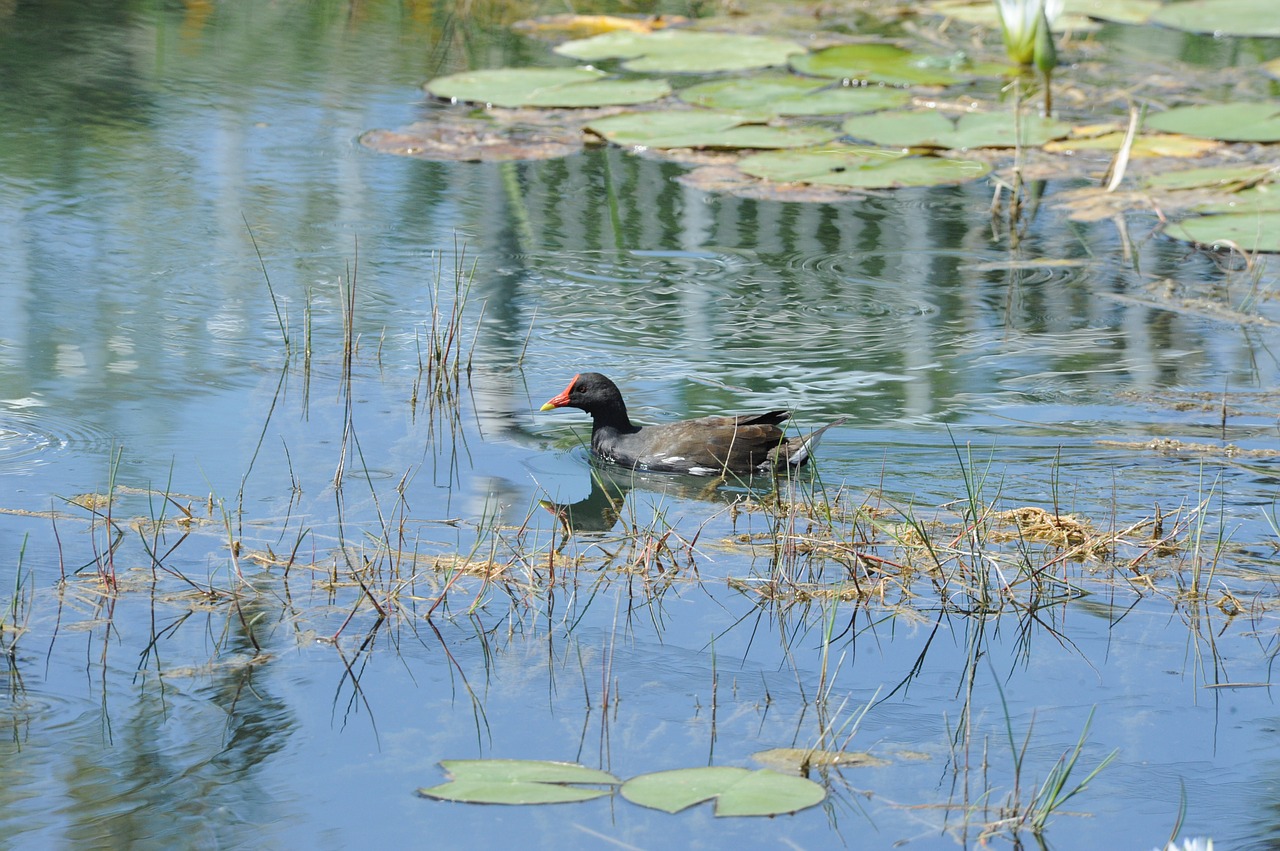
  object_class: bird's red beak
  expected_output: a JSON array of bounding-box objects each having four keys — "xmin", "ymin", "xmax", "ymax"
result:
[{"xmin": 540, "ymin": 374, "xmax": 579, "ymax": 411}]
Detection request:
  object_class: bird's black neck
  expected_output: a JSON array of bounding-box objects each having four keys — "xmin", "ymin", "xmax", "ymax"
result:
[{"xmin": 588, "ymin": 403, "xmax": 638, "ymax": 435}]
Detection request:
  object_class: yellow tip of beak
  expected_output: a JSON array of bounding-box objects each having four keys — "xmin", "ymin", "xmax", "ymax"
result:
[{"xmin": 539, "ymin": 402, "xmax": 557, "ymax": 412}]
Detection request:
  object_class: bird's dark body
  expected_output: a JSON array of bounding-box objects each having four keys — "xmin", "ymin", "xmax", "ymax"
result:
[{"xmin": 541, "ymin": 373, "xmax": 843, "ymax": 477}]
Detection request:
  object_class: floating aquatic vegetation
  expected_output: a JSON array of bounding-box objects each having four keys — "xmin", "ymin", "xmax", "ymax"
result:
[
  {"xmin": 791, "ymin": 42, "xmax": 1010, "ymax": 86},
  {"xmin": 618, "ymin": 766, "xmax": 826, "ymax": 816},
  {"xmin": 365, "ymin": 0, "xmax": 1280, "ymax": 206},
  {"xmin": 419, "ymin": 760, "xmax": 619, "ymax": 805},
  {"xmin": 1142, "ymin": 164, "xmax": 1279, "ymax": 192},
  {"xmin": 1145, "ymin": 102, "xmax": 1280, "ymax": 143},
  {"xmin": 555, "ymin": 29, "xmax": 803, "ymax": 73},
  {"xmin": 1043, "ymin": 130, "xmax": 1219, "ymax": 158},
  {"xmin": 843, "ymin": 108, "xmax": 1072, "ymax": 149},
  {"xmin": 1167, "ymin": 212, "xmax": 1280, "ymax": 254},
  {"xmin": 752, "ymin": 747, "xmax": 890, "ymax": 771},
  {"xmin": 738, "ymin": 146, "xmax": 992, "ymax": 189},
  {"xmin": 585, "ymin": 109, "xmax": 837, "ymax": 150},
  {"xmin": 678, "ymin": 73, "xmax": 911, "ymax": 118},
  {"xmin": 1150, "ymin": 0, "xmax": 1280, "ymax": 37},
  {"xmin": 359, "ymin": 116, "xmax": 583, "ymax": 161},
  {"xmin": 1061, "ymin": 0, "xmax": 1160, "ymax": 24},
  {"xmin": 418, "ymin": 760, "xmax": 828, "ymax": 816},
  {"xmin": 425, "ymin": 67, "xmax": 670, "ymax": 108},
  {"xmin": 1190, "ymin": 185, "xmax": 1280, "ymax": 215},
  {"xmin": 512, "ymin": 13, "xmax": 689, "ymax": 40}
]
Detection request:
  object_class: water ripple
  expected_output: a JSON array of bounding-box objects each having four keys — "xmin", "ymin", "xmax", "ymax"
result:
[
  {"xmin": 509, "ymin": 247, "xmax": 754, "ymax": 289},
  {"xmin": 0, "ymin": 399, "xmax": 114, "ymax": 475}
]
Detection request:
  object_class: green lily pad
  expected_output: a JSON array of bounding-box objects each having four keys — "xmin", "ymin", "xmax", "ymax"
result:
[
  {"xmin": 843, "ymin": 110, "xmax": 1072, "ymax": 149},
  {"xmin": 678, "ymin": 74, "xmax": 911, "ymax": 117},
  {"xmin": 1168, "ymin": 212, "xmax": 1280, "ymax": 253},
  {"xmin": 425, "ymin": 67, "xmax": 670, "ymax": 108},
  {"xmin": 418, "ymin": 759, "xmax": 620, "ymax": 805},
  {"xmin": 811, "ymin": 155, "xmax": 990, "ymax": 188},
  {"xmin": 586, "ymin": 110, "xmax": 836, "ymax": 149},
  {"xmin": 1145, "ymin": 103, "xmax": 1280, "ymax": 142},
  {"xmin": 677, "ymin": 163, "xmax": 867, "ymax": 201},
  {"xmin": 1151, "ymin": 0, "xmax": 1280, "ymax": 37},
  {"xmin": 740, "ymin": 146, "xmax": 991, "ymax": 188},
  {"xmin": 620, "ymin": 767, "xmax": 826, "ymax": 816},
  {"xmin": 1142, "ymin": 164, "xmax": 1278, "ymax": 192},
  {"xmin": 556, "ymin": 29, "xmax": 803, "ymax": 73},
  {"xmin": 1064, "ymin": 0, "xmax": 1160, "ymax": 24},
  {"xmin": 740, "ymin": 145, "xmax": 905, "ymax": 181},
  {"xmin": 791, "ymin": 43, "xmax": 1010, "ymax": 86},
  {"xmin": 1191, "ymin": 186, "xmax": 1280, "ymax": 215}
]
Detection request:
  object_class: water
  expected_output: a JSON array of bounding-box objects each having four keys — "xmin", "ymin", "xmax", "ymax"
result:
[{"xmin": 2, "ymin": 1, "xmax": 1279, "ymax": 848}]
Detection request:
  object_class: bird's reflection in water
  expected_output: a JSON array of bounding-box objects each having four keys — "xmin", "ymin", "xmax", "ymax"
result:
[{"xmin": 539, "ymin": 458, "xmax": 791, "ymax": 535}]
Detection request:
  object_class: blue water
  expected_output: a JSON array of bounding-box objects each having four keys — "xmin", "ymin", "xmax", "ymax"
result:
[{"xmin": 1, "ymin": 1, "xmax": 1278, "ymax": 848}]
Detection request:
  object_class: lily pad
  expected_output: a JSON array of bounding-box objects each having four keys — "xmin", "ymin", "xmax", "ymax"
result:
[
  {"xmin": 425, "ymin": 67, "xmax": 670, "ymax": 108},
  {"xmin": 678, "ymin": 74, "xmax": 911, "ymax": 117},
  {"xmin": 740, "ymin": 145, "xmax": 905, "ymax": 181},
  {"xmin": 1145, "ymin": 103, "xmax": 1280, "ymax": 142},
  {"xmin": 418, "ymin": 759, "xmax": 620, "ymax": 805},
  {"xmin": 1142, "ymin": 164, "xmax": 1278, "ymax": 192},
  {"xmin": 1151, "ymin": 0, "xmax": 1280, "ymax": 37},
  {"xmin": 512, "ymin": 13, "xmax": 690, "ymax": 39},
  {"xmin": 1064, "ymin": 0, "xmax": 1160, "ymax": 24},
  {"xmin": 1043, "ymin": 132, "xmax": 1219, "ymax": 158},
  {"xmin": 678, "ymin": 164, "xmax": 866, "ymax": 202},
  {"xmin": 619, "ymin": 767, "xmax": 826, "ymax": 816},
  {"xmin": 791, "ymin": 43, "xmax": 1010, "ymax": 86},
  {"xmin": 742, "ymin": 144, "xmax": 988, "ymax": 188},
  {"xmin": 586, "ymin": 110, "xmax": 836, "ymax": 149},
  {"xmin": 1168, "ymin": 212, "xmax": 1280, "ymax": 253},
  {"xmin": 1191, "ymin": 186, "xmax": 1280, "ymax": 215},
  {"xmin": 740, "ymin": 146, "xmax": 991, "ymax": 188},
  {"xmin": 810, "ymin": 155, "xmax": 991, "ymax": 188},
  {"xmin": 556, "ymin": 29, "xmax": 803, "ymax": 73},
  {"xmin": 360, "ymin": 117, "xmax": 582, "ymax": 162},
  {"xmin": 843, "ymin": 110, "xmax": 1072, "ymax": 149}
]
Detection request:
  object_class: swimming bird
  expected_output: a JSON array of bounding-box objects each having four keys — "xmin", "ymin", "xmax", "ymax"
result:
[{"xmin": 540, "ymin": 372, "xmax": 845, "ymax": 476}]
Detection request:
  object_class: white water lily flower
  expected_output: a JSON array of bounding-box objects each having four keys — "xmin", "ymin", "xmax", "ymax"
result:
[
  {"xmin": 1152, "ymin": 839, "xmax": 1214, "ymax": 851},
  {"xmin": 994, "ymin": 0, "xmax": 1063, "ymax": 66}
]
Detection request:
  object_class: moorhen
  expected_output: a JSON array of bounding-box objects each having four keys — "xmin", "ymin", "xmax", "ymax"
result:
[{"xmin": 540, "ymin": 372, "xmax": 845, "ymax": 477}]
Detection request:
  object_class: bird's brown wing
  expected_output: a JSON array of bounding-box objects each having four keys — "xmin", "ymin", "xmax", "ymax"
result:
[{"xmin": 636, "ymin": 412, "xmax": 790, "ymax": 474}]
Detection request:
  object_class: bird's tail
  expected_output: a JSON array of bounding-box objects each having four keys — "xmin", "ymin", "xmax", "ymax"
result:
[{"xmin": 783, "ymin": 417, "xmax": 848, "ymax": 467}]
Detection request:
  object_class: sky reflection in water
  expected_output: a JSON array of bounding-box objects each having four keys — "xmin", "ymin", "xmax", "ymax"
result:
[{"xmin": 0, "ymin": 2, "xmax": 1278, "ymax": 849}]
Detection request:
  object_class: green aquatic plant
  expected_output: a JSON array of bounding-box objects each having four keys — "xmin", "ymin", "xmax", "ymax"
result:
[
  {"xmin": 2, "ymin": 534, "xmax": 31, "ymax": 658},
  {"xmin": 1025, "ymin": 708, "xmax": 1117, "ymax": 832},
  {"xmin": 990, "ymin": 669, "xmax": 1118, "ymax": 838}
]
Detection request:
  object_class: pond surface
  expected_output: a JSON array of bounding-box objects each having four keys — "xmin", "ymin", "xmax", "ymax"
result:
[{"xmin": 2, "ymin": 1, "xmax": 1279, "ymax": 848}]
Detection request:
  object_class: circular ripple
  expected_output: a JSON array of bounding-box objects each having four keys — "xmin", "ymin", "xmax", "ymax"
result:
[
  {"xmin": 517, "ymin": 248, "xmax": 753, "ymax": 289},
  {"xmin": 0, "ymin": 402, "xmax": 115, "ymax": 475}
]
